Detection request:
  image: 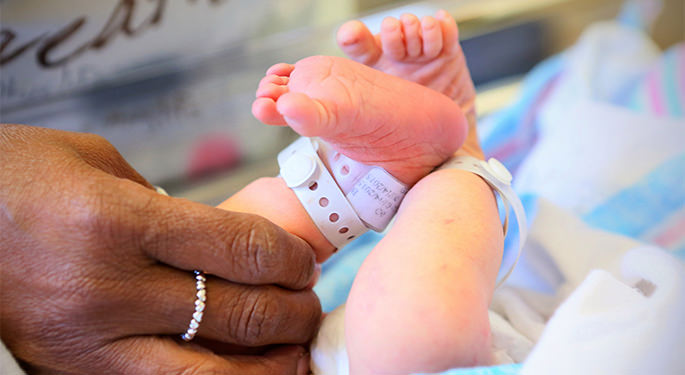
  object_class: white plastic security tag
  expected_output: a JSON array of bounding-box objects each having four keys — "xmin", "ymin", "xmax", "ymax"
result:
[
  {"xmin": 278, "ymin": 137, "xmax": 368, "ymax": 249},
  {"xmin": 317, "ymin": 141, "xmax": 408, "ymax": 232},
  {"xmin": 438, "ymin": 155, "xmax": 527, "ymax": 287}
]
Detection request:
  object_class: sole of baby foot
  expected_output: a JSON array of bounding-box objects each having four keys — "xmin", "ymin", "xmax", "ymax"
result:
[
  {"xmin": 253, "ymin": 55, "xmax": 468, "ymax": 186},
  {"xmin": 337, "ymin": 10, "xmax": 474, "ymax": 106}
]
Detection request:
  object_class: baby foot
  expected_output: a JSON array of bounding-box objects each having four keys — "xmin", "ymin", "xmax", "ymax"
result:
[
  {"xmin": 252, "ymin": 55, "xmax": 468, "ymax": 186},
  {"xmin": 337, "ymin": 10, "xmax": 476, "ymax": 117}
]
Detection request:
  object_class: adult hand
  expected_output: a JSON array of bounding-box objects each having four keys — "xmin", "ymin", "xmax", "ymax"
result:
[{"xmin": 0, "ymin": 125, "xmax": 320, "ymax": 375}]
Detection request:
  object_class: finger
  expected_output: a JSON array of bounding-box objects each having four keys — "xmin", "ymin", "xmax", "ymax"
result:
[
  {"xmin": 112, "ymin": 182, "xmax": 317, "ymax": 290},
  {"xmin": 125, "ymin": 266, "xmax": 321, "ymax": 346},
  {"xmin": 400, "ymin": 13, "xmax": 422, "ymax": 58},
  {"xmin": 100, "ymin": 336, "xmax": 310, "ymax": 375}
]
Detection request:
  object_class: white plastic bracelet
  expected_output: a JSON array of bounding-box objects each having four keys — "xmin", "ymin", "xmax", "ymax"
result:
[
  {"xmin": 318, "ymin": 141, "xmax": 408, "ymax": 232},
  {"xmin": 278, "ymin": 137, "xmax": 368, "ymax": 249},
  {"xmin": 438, "ymin": 155, "xmax": 527, "ymax": 288}
]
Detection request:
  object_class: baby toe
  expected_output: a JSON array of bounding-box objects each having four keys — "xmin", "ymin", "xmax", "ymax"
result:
[
  {"xmin": 436, "ymin": 10, "xmax": 460, "ymax": 54},
  {"xmin": 266, "ymin": 63, "xmax": 295, "ymax": 77},
  {"xmin": 277, "ymin": 92, "xmax": 331, "ymax": 138},
  {"xmin": 252, "ymin": 98, "xmax": 287, "ymax": 126},
  {"xmin": 337, "ymin": 20, "xmax": 382, "ymax": 66},
  {"xmin": 421, "ymin": 16, "xmax": 443, "ymax": 58},
  {"xmin": 259, "ymin": 74, "xmax": 289, "ymax": 86},
  {"xmin": 380, "ymin": 17, "xmax": 405, "ymax": 60},
  {"xmin": 256, "ymin": 75, "xmax": 289, "ymax": 99},
  {"xmin": 256, "ymin": 83, "xmax": 289, "ymax": 100},
  {"xmin": 400, "ymin": 14, "xmax": 422, "ymax": 58}
]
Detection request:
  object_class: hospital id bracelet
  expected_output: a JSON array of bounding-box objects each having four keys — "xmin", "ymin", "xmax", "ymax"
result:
[
  {"xmin": 317, "ymin": 141, "xmax": 408, "ymax": 232},
  {"xmin": 438, "ymin": 155, "xmax": 528, "ymax": 287},
  {"xmin": 278, "ymin": 137, "xmax": 368, "ymax": 249}
]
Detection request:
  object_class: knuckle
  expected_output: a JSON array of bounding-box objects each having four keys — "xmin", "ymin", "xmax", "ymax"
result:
[
  {"xmin": 233, "ymin": 216, "xmax": 282, "ymax": 280},
  {"xmin": 236, "ymin": 215, "xmax": 315, "ymax": 288},
  {"xmin": 80, "ymin": 132, "xmax": 116, "ymax": 153},
  {"xmin": 64, "ymin": 185, "xmax": 109, "ymax": 239},
  {"xmin": 63, "ymin": 178, "xmax": 133, "ymax": 248},
  {"xmin": 225, "ymin": 288, "xmax": 278, "ymax": 345},
  {"xmin": 226, "ymin": 211, "xmax": 316, "ymax": 287}
]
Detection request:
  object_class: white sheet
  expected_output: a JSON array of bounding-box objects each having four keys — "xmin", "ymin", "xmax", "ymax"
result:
[{"xmin": 490, "ymin": 199, "xmax": 685, "ymax": 374}]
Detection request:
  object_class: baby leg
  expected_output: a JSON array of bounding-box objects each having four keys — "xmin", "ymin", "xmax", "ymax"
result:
[
  {"xmin": 345, "ymin": 168, "xmax": 502, "ymax": 374},
  {"xmin": 337, "ymin": 10, "xmax": 476, "ymax": 118},
  {"xmin": 252, "ymin": 55, "xmax": 468, "ymax": 186}
]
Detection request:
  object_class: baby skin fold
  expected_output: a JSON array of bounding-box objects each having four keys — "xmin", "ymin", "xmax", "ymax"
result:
[{"xmin": 219, "ymin": 9, "xmax": 502, "ymax": 374}]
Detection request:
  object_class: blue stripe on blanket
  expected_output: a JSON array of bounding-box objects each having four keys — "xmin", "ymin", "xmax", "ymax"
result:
[
  {"xmin": 675, "ymin": 245, "xmax": 685, "ymax": 261},
  {"xmin": 582, "ymin": 152, "xmax": 685, "ymax": 239},
  {"xmin": 480, "ymin": 55, "xmax": 564, "ymax": 170}
]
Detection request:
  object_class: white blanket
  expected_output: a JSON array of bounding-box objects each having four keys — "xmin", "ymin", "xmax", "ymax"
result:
[{"xmin": 490, "ymin": 199, "xmax": 685, "ymax": 374}]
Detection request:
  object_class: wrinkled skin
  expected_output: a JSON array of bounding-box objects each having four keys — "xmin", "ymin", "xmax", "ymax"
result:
[{"xmin": 0, "ymin": 124, "xmax": 321, "ymax": 375}]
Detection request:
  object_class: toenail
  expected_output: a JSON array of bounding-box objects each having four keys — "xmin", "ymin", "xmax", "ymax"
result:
[
  {"xmin": 382, "ymin": 18, "xmax": 399, "ymax": 30},
  {"xmin": 401, "ymin": 14, "xmax": 417, "ymax": 24}
]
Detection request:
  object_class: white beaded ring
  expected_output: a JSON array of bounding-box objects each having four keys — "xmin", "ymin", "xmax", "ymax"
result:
[{"xmin": 180, "ymin": 270, "xmax": 207, "ymax": 342}]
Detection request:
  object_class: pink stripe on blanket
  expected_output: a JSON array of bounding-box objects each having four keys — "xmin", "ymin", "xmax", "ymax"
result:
[
  {"xmin": 650, "ymin": 213, "xmax": 685, "ymax": 250},
  {"xmin": 646, "ymin": 70, "xmax": 666, "ymax": 116}
]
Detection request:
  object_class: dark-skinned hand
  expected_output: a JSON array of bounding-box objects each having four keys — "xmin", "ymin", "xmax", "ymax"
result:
[{"xmin": 0, "ymin": 124, "xmax": 321, "ymax": 374}]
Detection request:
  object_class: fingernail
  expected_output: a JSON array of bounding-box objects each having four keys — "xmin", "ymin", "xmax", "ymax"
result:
[{"xmin": 297, "ymin": 351, "xmax": 311, "ymax": 375}]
